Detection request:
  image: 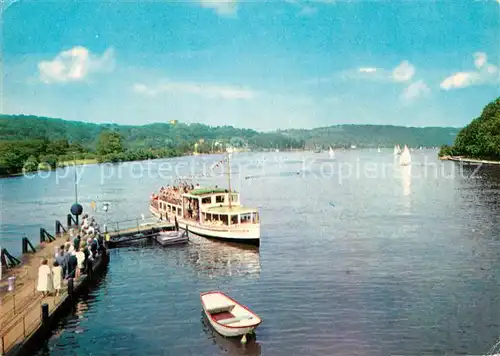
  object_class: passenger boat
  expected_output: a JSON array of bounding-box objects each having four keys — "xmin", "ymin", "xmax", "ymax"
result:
[
  {"xmin": 154, "ymin": 226, "xmax": 188, "ymax": 246},
  {"xmin": 149, "ymin": 152, "xmax": 261, "ymax": 246},
  {"xmin": 200, "ymin": 291, "xmax": 262, "ymax": 338}
]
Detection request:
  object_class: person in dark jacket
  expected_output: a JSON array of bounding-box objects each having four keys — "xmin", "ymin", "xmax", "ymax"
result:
[
  {"xmin": 73, "ymin": 235, "xmax": 81, "ymax": 251},
  {"xmin": 62, "ymin": 245, "xmax": 71, "ymax": 278},
  {"xmin": 90, "ymin": 238, "xmax": 98, "ymax": 258},
  {"xmin": 55, "ymin": 245, "xmax": 66, "ymax": 274},
  {"xmin": 67, "ymin": 252, "xmax": 78, "ymax": 279},
  {"xmin": 82, "ymin": 242, "xmax": 90, "ymax": 272}
]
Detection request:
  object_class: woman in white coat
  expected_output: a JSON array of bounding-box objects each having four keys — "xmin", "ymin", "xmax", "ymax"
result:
[
  {"xmin": 52, "ymin": 261, "xmax": 63, "ymax": 296},
  {"xmin": 37, "ymin": 259, "xmax": 53, "ymax": 297}
]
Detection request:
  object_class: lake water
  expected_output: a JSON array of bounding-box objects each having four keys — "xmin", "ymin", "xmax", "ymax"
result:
[{"xmin": 1, "ymin": 149, "xmax": 500, "ymax": 355}]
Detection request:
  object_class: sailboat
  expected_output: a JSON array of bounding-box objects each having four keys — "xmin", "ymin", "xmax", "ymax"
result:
[
  {"xmin": 399, "ymin": 145, "xmax": 411, "ymax": 166},
  {"xmin": 329, "ymin": 146, "xmax": 335, "ymax": 159},
  {"xmin": 393, "ymin": 145, "xmax": 402, "ymax": 156},
  {"xmin": 377, "ymin": 146, "xmax": 381, "ymax": 153}
]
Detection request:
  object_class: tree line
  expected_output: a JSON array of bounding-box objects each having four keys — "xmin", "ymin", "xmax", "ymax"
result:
[
  {"xmin": 0, "ymin": 116, "xmax": 306, "ymax": 176},
  {"xmin": 0, "ymin": 114, "xmax": 463, "ymax": 177},
  {"xmin": 439, "ymin": 97, "xmax": 500, "ymax": 160}
]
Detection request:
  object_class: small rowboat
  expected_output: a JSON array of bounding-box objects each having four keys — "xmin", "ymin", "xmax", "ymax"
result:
[
  {"xmin": 200, "ymin": 291, "xmax": 261, "ymax": 339},
  {"xmin": 154, "ymin": 229, "xmax": 188, "ymax": 246}
]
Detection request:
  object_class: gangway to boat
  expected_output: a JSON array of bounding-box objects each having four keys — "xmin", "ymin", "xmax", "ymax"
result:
[{"xmin": 106, "ymin": 217, "xmax": 175, "ymax": 248}]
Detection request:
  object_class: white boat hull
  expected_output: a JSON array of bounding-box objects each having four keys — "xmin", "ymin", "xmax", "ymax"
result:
[
  {"xmin": 154, "ymin": 231, "xmax": 188, "ymax": 246},
  {"xmin": 150, "ymin": 206, "xmax": 260, "ymax": 246},
  {"xmin": 203, "ymin": 312, "xmax": 257, "ymax": 337},
  {"xmin": 201, "ymin": 291, "xmax": 261, "ymax": 338}
]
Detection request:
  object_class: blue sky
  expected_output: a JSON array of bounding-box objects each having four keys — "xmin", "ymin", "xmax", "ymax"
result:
[{"xmin": 1, "ymin": 0, "xmax": 499, "ymax": 130}]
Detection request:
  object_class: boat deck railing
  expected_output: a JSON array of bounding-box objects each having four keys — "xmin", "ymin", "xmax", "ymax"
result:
[{"xmin": 108, "ymin": 217, "xmax": 161, "ymax": 234}]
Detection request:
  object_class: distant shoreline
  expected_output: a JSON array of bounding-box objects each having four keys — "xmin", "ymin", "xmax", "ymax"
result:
[{"xmin": 439, "ymin": 156, "xmax": 500, "ymax": 165}]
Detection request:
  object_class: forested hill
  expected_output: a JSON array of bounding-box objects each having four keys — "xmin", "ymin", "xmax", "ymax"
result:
[
  {"xmin": 282, "ymin": 125, "xmax": 460, "ymax": 148},
  {"xmin": 0, "ymin": 115, "xmax": 459, "ymax": 149},
  {"xmin": 439, "ymin": 97, "xmax": 500, "ymax": 160}
]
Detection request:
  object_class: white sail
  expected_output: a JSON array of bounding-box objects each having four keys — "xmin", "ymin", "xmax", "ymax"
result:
[
  {"xmin": 393, "ymin": 146, "xmax": 399, "ymax": 155},
  {"xmin": 399, "ymin": 145, "xmax": 411, "ymax": 166},
  {"xmin": 329, "ymin": 147, "xmax": 335, "ymax": 159},
  {"xmin": 377, "ymin": 147, "xmax": 381, "ymax": 153}
]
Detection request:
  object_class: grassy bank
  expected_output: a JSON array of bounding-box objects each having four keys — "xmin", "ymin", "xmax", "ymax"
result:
[{"xmin": 440, "ymin": 156, "xmax": 500, "ymax": 165}]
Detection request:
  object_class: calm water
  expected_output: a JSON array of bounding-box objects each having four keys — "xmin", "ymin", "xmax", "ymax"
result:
[{"xmin": 1, "ymin": 150, "xmax": 500, "ymax": 355}]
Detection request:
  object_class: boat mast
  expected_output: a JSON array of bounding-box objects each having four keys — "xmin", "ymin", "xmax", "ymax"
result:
[
  {"xmin": 73, "ymin": 155, "xmax": 78, "ymax": 203},
  {"xmin": 227, "ymin": 149, "xmax": 232, "ymax": 209}
]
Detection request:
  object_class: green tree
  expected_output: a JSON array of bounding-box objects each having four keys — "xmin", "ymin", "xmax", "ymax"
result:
[
  {"xmin": 23, "ymin": 155, "xmax": 39, "ymax": 172},
  {"xmin": 46, "ymin": 139, "xmax": 69, "ymax": 155},
  {"xmin": 96, "ymin": 131, "xmax": 125, "ymax": 156},
  {"xmin": 448, "ymin": 97, "xmax": 500, "ymax": 160}
]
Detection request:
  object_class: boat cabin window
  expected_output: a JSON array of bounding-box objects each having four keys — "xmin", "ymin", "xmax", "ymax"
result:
[
  {"xmin": 201, "ymin": 197, "xmax": 212, "ymax": 204},
  {"xmin": 231, "ymin": 214, "xmax": 238, "ymax": 225},
  {"xmin": 252, "ymin": 212, "xmax": 259, "ymax": 223},
  {"xmin": 240, "ymin": 213, "xmax": 252, "ymax": 224},
  {"xmin": 215, "ymin": 195, "xmax": 225, "ymax": 203},
  {"xmin": 220, "ymin": 214, "xmax": 228, "ymax": 225},
  {"xmin": 230, "ymin": 194, "xmax": 238, "ymax": 202}
]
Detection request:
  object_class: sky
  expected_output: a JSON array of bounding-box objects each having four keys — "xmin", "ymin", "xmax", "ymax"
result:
[{"xmin": 1, "ymin": 0, "xmax": 499, "ymax": 131}]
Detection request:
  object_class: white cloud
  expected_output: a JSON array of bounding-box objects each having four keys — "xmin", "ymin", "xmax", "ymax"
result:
[
  {"xmin": 358, "ymin": 67, "xmax": 377, "ymax": 73},
  {"xmin": 340, "ymin": 61, "xmax": 415, "ymax": 82},
  {"xmin": 199, "ymin": 0, "xmax": 237, "ymax": 16},
  {"xmin": 38, "ymin": 46, "xmax": 115, "ymax": 84},
  {"xmin": 400, "ymin": 80, "xmax": 430, "ymax": 101},
  {"xmin": 133, "ymin": 80, "xmax": 256, "ymax": 100},
  {"xmin": 440, "ymin": 52, "xmax": 499, "ymax": 90},
  {"xmin": 474, "ymin": 52, "xmax": 487, "ymax": 69},
  {"xmin": 392, "ymin": 60, "xmax": 415, "ymax": 82}
]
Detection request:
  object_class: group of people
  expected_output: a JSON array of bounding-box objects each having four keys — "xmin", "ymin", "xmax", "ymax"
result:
[
  {"xmin": 36, "ymin": 214, "xmax": 106, "ymax": 297},
  {"xmin": 152, "ymin": 182, "xmax": 201, "ymax": 206}
]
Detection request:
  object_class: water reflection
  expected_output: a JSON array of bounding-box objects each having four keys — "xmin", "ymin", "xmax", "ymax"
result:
[
  {"xmin": 401, "ymin": 165, "xmax": 412, "ymax": 197},
  {"xmin": 183, "ymin": 235, "xmax": 261, "ymax": 279},
  {"xmin": 201, "ymin": 312, "xmax": 261, "ymax": 355}
]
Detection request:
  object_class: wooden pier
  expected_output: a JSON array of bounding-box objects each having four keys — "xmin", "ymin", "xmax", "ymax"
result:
[{"xmin": 0, "ymin": 215, "xmax": 169, "ymax": 356}]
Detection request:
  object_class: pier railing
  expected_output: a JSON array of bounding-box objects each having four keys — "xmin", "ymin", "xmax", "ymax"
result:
[
  {"xmin": 109, "ymin": 217, "xmax": 160, "ymax": 235},
  {"xmin": 0, "ymin": 285, "xmax": 67, "ymax": 355},
  {"xmin": 0, "ymin": 278, "xmax": 38, "ymax": 327}
]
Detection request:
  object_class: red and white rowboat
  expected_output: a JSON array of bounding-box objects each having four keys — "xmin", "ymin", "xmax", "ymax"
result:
[{"xmin": 200, "ymin": 291, "xmax": 262, "ymax": 338}]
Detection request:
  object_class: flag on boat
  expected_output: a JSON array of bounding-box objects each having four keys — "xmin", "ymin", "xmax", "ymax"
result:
[{"xmin": 210, "ymin": 157, "xmax": 229, "ymax": 170}]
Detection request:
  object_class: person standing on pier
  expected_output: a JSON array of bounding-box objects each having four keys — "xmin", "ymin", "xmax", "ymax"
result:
[
  {"xmin": 37, "ymin": 259, "xmax": 53, "ymax": 297},
  {"xmin": 74, "ymin": 248, "xmax": 85, "ymax": 280},
  {"xmin": 52, "ymin": 261, "xmax": 63, "ymax": 296},
  {"xmin": 73, "ymin": 234, "xmax": 81, "ymax": 251},
  {"xmin": 63, "ymin": 245, "xmax": 71, "ymax": 278},
  {"xmin": 56, "ymin": 246, "xmax": 66, "ymax": 276}
]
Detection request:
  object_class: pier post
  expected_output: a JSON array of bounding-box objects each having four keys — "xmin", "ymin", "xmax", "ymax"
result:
[
  {"xmin": 41, "ymin": 303, "xmax": 49, "ymax": 330},
  {"xmin": 55, "ymin": 220, "xmax": 67, "ymax": 235},
  {"xmin": 67, "ymin": 278, "xmax": 74, "ymax": 301},
  {"xmin": 87, "ymin": 259, "xmax": 93, "ymax": 281},
  {"xmin": 40, "ymin": 228, "xmax": 45, "ymax": 243},
  {"xmin": 67, "ymin": 214, "xmax": 73, "ymax": 229},
  {"xmin": 22, "ymin": 237, "xmax": 28, "ymax": 254}
]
